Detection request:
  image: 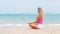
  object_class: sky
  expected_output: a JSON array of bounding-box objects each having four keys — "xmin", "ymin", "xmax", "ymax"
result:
[{"xmin": 0, "ymin": 0, "xmax": 60, "ymax": 14}]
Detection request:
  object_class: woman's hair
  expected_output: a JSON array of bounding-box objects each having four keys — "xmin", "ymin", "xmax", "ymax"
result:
[
  {"xmin": 38, "ymin": 7, "xmax": 41, "ymax": 9},
  {"xmin": 38, "ymin": 7, "xmax": 43, "ymax": 14},
  {"xmin": 38, "ymin": 7, "xmax": 41, "ymax": 12}
]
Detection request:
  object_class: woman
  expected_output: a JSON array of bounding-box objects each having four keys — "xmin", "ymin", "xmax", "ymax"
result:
[{"xmin": 28, "ymin": 7, "xmax": 44, "ymax": 29}]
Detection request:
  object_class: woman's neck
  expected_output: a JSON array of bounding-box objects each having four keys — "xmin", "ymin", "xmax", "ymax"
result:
[{"xmin": 38, "ymin": 14, "xmax": 43, "ymax": 18}]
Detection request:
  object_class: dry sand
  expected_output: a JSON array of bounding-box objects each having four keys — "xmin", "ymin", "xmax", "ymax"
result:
[{"xmin": 0, "ymin": 25, "xmax": 60, "ymax": 34}]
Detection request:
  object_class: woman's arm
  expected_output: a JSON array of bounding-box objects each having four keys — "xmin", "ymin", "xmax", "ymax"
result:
[
  {"xmin": 28, "ymin": 16, "xmax": 38, "ymax": 24},
  {"xmin": 33, "ymin": 16, "xmax": 38, "ymax": 23}
]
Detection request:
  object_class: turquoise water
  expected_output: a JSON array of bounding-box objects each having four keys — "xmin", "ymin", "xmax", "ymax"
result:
[{"xmin": 0, "ymin": 14, "xmax": 60, "ymax": 25}]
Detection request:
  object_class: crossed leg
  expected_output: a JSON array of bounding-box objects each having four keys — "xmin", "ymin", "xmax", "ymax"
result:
[{"xmin": 28, "ymin": 23, "xmax": 39, "ymax": 29}]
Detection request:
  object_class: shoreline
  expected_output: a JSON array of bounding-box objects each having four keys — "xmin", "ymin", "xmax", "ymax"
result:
[{"xmin": 0, "ymin": 24, "xmax": 60, "ymax": 27}]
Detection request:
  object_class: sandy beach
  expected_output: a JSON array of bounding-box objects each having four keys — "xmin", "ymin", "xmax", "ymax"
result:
[{"xmin": 0, "ymin": 25, "xmax": 60, "ymax": 34}]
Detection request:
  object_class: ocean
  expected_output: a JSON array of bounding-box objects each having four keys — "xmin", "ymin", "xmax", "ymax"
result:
[{"xmin": 0, "ymin": 14, "xmax": 60, "ymax": 26}]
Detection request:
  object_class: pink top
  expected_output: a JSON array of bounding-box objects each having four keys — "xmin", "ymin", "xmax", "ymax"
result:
[{"xmin": 37, "ymin": 18, "xmax": 43, "ymax": 24}]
